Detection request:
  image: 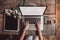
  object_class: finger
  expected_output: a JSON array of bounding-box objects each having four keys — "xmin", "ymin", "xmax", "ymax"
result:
[
  {"xmin": 25, "ymin": 21, "xmax": 29, "ymax": 24},
  {"xmin": 36, "ymin": 20, "xmax": 40, "ymax": 24}
]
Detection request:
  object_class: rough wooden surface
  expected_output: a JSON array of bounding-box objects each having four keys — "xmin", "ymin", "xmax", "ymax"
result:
[
  {"xmin": 0, "ymin": 0, "xmax": 57, "ymax": 40},
  {"xmin": 56, "ymin": 0, "xmax": 60, "ymax": 40}
]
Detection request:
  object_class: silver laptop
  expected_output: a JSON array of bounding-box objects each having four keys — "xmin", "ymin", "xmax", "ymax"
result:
[{"xmin": 20, "ymin": 7, "xmax": 46, "ymax": 31}]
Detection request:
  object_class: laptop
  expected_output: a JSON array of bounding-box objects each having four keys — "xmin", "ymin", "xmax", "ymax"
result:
[{"xmin": 20, "ymin": 7, "xmax": 46, "ymax": 31}]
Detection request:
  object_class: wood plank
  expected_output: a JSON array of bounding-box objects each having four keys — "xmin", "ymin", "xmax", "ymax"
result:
[{"xmin": 0, "ymin": 14, "xmax": 3, "ymax": 17}]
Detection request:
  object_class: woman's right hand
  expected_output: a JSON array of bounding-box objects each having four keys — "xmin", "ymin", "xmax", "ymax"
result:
[{"xmin": 35, "ymin": 20, "xmax": 41, "ymax": 29}]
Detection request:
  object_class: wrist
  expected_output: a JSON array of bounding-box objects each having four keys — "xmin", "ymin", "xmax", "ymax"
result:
[{"xmin": 36, "ymin": 26, "xmax": 40, "ymax": 29}]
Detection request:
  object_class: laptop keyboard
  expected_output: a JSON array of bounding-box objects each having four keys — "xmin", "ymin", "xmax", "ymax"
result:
[{"xmin": 24, "ymin": 18, "xmax": 41, "ymax": 24}]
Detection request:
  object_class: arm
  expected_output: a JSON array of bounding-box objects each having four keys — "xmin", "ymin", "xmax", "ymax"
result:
[
  {"xmin": 35, "ymin": 20, "xmax": 43, "ymax": 40},
  {"xmin": 20, "ymin": 21, "xmax": 29, "ymax": 40}
]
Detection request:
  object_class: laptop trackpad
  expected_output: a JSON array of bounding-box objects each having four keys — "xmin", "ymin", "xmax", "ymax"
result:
[{"xmin": 27, "ymin": 24, "xmax": 43, "ymax": 31}]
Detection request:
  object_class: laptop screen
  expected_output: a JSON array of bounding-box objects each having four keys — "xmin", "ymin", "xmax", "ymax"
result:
[{"xmin": 20, "ymin": 7, "xmax": 46, "ymax": 15}]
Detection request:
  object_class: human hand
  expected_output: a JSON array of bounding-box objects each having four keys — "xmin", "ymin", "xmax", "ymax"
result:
[
  {"xmin": 35, "ymin": 20, "xmax": 41, "ymax": 29},
  {"xmin": 24, "ymin": 21, "xmax": 29, "ymax": 30}
]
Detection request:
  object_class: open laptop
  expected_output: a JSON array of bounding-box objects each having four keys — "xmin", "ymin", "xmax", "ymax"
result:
[{"xmin": 20, "ymin": 7, "xmax": 46, "ymax": 31}]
